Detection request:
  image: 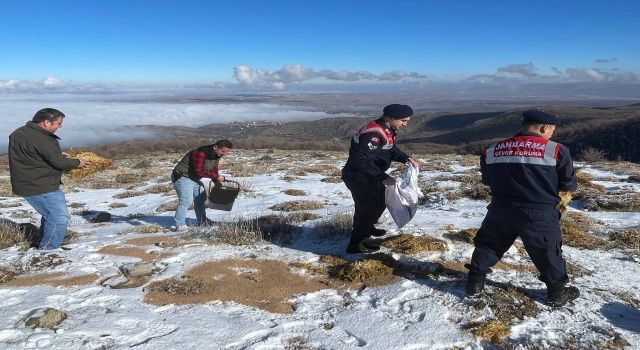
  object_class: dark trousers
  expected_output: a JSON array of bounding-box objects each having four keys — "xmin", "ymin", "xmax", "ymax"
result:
[
  {"xmin": 343, "ymin": 176, "xmax": 386, "ymax": 245},
  {"xmin": 466, "ymin": 204, "xmax": 568, "ymax": 286}
]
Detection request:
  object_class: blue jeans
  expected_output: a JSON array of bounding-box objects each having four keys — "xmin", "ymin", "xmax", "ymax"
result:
[
  {"xmin": 173, "ymin": 176, "xmax": 207, "ymax": 226},
  {"xmin": 23, "ymin": 189, "xmax": 71, "ymax": 249}
]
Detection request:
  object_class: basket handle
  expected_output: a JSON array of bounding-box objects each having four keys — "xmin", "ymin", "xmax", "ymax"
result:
[{"xmin": 208, "ymin": 179, "xmax": 240, "ymax": 190}]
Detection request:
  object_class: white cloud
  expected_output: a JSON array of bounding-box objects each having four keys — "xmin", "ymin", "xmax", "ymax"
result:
[
  {"xmin": 0, "ymin": 97, "xmax": 353, "ymax": 150},
  {"xmin": 497, "ymin": 63, "xmax": 538, "ymax": 77},
  {"xmin": 233, "ymin": 64, "xmax": 429, "ymax": 89}
]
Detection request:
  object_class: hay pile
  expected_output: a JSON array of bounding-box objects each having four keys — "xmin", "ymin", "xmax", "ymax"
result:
[
  {"xmin": 381, "ymin": 234, "xmax": 448, "ymax": 254},
  {"xmin": 64, "ymin": 150, "xmax": 112, "ymax": 180},
  {"xmin": 467, "ymin": 321, "xmax": 510, "ymax": 344},
  {"xmin": 334, "ymin": 259, "xmax": 395, "ymax": 283}
]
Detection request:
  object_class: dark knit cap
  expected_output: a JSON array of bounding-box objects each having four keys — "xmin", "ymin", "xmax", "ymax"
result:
[
  {"xmin": 522, "ymin": 110, "xmax": 559, "ymax": 125},
  {"xmin": 383, "ymin": 104, "xmax": 413, "ymax": 119}
]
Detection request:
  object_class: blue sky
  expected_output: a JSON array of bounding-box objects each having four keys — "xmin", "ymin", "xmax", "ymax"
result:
[{"xmin": 0, "ymin": 0, "xmax": 638, "ymax": 91}]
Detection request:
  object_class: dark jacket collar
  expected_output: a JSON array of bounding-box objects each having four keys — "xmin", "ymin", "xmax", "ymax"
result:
[
  {"xmin": 515, "ymin": 131, "xmax": 544, "ymax": 138},
  {"xmin": 26, "ymin": 121, "xmax": 61, "ymax": 140}
]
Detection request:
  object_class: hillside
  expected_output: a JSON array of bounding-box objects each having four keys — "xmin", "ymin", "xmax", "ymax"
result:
[
  {"xmin": 136, "ymin": 105, "xmax": 640, "ymax": 161},
  {"xmin": 0, "ymin": 150, "xmax": 639, "ymax": 348}
]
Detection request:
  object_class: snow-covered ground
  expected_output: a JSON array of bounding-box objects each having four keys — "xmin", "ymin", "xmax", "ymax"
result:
[{"xmin": 0, "ymin": 151, "xmax": 639, "ymax": 349}]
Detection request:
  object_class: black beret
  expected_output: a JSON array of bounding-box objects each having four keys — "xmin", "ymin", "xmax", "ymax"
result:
[
  {"xmin": 522, "ymin": 110, "xmax": 559, "ymax": 125},
  {"xmin": 383, "ymin": 104, "xmax": 413, "ymax": 119}
]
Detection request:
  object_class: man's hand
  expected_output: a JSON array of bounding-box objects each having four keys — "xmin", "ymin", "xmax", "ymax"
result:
[
  {"xmin": 383, "ymin": 177, "xmax": 396, "ymax": 186},
  {"xmin": 78, "ymin": 159, "xmax": 89, "ymax": 168},
  {"xmin": 217, "ymin": 175, "xmax": 226, "ymax": 182},
  {"xmin": 408, "ymin": 157, "xmax": 419, "ymax": 169}
]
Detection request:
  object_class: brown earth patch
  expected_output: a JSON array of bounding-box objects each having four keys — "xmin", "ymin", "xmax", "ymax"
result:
[
  {"xmin": 145, "ymin": 259, "xmax": 342, "ymax": 314},
  {"xmin": 2, "ymin": 272, "xmax": 99, "ymax": 287},
  {"xmin": 97, "ymin": 245, "xmax": 175, "ymax": 261}
]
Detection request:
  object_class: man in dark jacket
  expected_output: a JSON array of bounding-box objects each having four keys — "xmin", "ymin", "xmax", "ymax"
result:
[
  {"xmin": 464, "ymin": 110, "xmax": 579, "ymax": 307},
  {"xmin": 342, "ymin": 104, "xmax": 419, "ymax": 254},
  {"xmin": 8, "ymin": 108, "xmax": 87, "ymax": 249},
  {"xmin": 171, "ymin": 139, "xmax": 232, "ymax": 230}
]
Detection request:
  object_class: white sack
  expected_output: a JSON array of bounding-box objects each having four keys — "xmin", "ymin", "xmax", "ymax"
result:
[{"xmin": 385, "ymin": 163, "xmax": 424, "ymax": 228}]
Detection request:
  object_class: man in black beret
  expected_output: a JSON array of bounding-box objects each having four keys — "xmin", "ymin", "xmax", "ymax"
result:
[
  {"xmin": 464, "ymin": 109, "xmax": 580, "ymax": 307},
  {"xmin": 341, "ymin": 104, "xmax": 419, "ymax": 254}
]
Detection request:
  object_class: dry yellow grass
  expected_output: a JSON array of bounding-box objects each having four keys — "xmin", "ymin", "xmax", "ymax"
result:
[
  {"xmin": 443, "ymin": 228, "xmax": 477, "ymax": 244},
  {"xmin": 561, "ymin": 211, "xmax": 606, "ymax": 249},
  {"xmin": 0, "ymin": 222, "xmax": 30, "ymax": 250},
  {"xmin": 283, "ymin": 189, "xmax": 306, "ymax": 196},
  {"xmin": 64, "ymin": 150, "xmax": 113, "ymax": 180},
  {"xmin": 381, "ymin": 234, "xmax": 448, "ymax": 254},
  {"xmin": 271, "ymin": 200, "xmax": 325, "ymax": 212},
  {"xmin": 334, "ymin": 259, "xmax": 396, "ymax": 284},
  {"xmin": 467, "ymin": 321, "xmax": 510, "ymax": 344}
]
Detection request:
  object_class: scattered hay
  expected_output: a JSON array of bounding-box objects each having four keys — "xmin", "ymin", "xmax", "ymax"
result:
[
  {"xmin": 284, "ymin": 189, "xmax": 306, "ymax": 196},
  {"xmin": 319, "ymin": 255, "xmax": 348, "ymax": 265},
  {"xmin": 561, "ymin": 211, "xmax": 606, "ymax": 249},
  {"xmin": 443, "ymin": 228, "xmax": 477, "ymax": 244},
  {"xmin": 0, "ymin": 178, "xmax": 15, "ymax": 197},
  {"xmin": 64, "ymin": 150, "xmax": 113, "ymax": 180},
  {"xmin": 24, "ymin": 253, "xmax": 67, "ymax": 270},
  {"xmin": 271, "ymin": 200, "xmax": 325, "ymax": 212},
  {"xmin": 333, "ymin": 256, "xmax": 397, "ymax": 285},
  {"xmin": 96, "ymin": 245, "xmax": 174, "ymax": 262},
  {"xmin": 145, "ymin": 259, "xmax": 340, "ymax": 314},
  {"xmin": 81, "ymin": 180, "xmax": 120, "ymax": 189},
  {"xmin": 460, "ymin": 183, "xmax": 491, "ymax": 201},
  {"xmin": 613, "ymin": 291, "xmax": 640, "ymax": 309},
  {"xmin": 381, "ymin": 234, "xmax": 447, "ymax": 254},
  {"xmin": 287, "ymin": 212, "xmax": 321, "ymax": 223},
  {"xmin": 487, "ymin": 285, "xmax": 540, "ymax": 323},
  {"xmin": 108, "ymin": 202, "xmax": 129, "ymax": 209},
  {"xmin": 113, "ymin": 190, "xmax": 146, "ymax": 199},
  {"xmin": 465, "ymin": 321, "xmax": 510, "ymax": 344}
]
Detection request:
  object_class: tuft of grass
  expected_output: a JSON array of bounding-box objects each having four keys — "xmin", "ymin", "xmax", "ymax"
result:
[
  {"xmin": 381, "ymin": 234, "xmax": 447, "ymax": 254},
  {"xmin": 584, "ymin": 192, "xmax": 640, "ymax": 212},
  {"xmin": 320, "ymin": 176, "xmax": 342, "ymax": 183},
  {"xmin": 199, "ymin": 219, "xmax": 265, "ymax": 245},
  {"xmin": 125, "ymin": 224, "xmax": 167, "ymax": 234},
  {"xmin": 146, "ymin": 277, "xmax": 204, "ymax": 296},
  {"xmin": 609, "ymin": 227, "xmax": 640, "ymax": 256},
  {"xmin": 145, "ymin": 183, "xmax": 174, "ymax": 194},
  {"xmin": 0, "ymin": 222, "xmax": 30, "ymax": 250},
  {"xmin": 109, "ymin": 202, "xmax": 129, "ymax": 209},
  {"xmin": 284, "ymin": 189, "xmax": 306, "ymax": 196},
  {"xmin": 444, "ymin": 228, "xmax": 477, "ymax": 244},
  {"xmin": 271, "ymin": 200, "xmax": 325, "ymax": 212},
  {"xmin": 115, "ymin": 173, "xmax": 141, "ymax": 184},
  {"xmin": 560, "ymin": 211, "xmax": 605, "ymax": 249},
  {"xmin": 283, "ymin": 336, "xmax": 317, "ymax": 350},
  {"xmin": 573, "ymin": 170, "xmax": 607, "ymax": 200},
  {"xmin": 334, "ymin": 257, "xmax": 395, "ymax": 283},
  {"xmin": 465, "ymin": 321, "xmax": 510, "ymax": 344},
  {"xmin": 113, "ymin": 191, "xmax": 146, "ymax": 199},
  {"xmin": 460, "ymin": 183, "xmax": 491, "ymax": 201},
  {"xmin": 287, "ymin": 212, "xmax": 321, "ymax": 223},
  {"xmin": 313, "ymin": 212, "xmax": 352, "ymax": 240}
]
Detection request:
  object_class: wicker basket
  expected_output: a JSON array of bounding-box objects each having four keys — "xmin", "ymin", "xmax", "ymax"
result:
[{"xmin": 206, "ymin": 180, "xmax": 240, "ymax": 211}]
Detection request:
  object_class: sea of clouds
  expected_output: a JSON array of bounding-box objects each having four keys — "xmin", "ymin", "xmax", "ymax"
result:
[{"xmin": 0, "ymin": 95, "xmax": 349, "ymax": 151}]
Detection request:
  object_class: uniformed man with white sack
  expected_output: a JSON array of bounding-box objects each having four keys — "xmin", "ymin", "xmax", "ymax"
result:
[{"xmin": 341, "ymin": 104, "xmax": 419, "ymax": 254}]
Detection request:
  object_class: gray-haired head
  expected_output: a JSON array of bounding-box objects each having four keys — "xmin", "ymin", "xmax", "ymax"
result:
[{"xmin": 32, "ymin": 108, "xmax": 65, "ymax": 123}]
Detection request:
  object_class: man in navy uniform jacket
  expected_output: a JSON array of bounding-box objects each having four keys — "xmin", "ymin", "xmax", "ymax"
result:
[
  {"xmin": 342, "ymin": 104, "xmax": 419, "ymax": 254},
  {"xmin": 465, "ymin": 109, "xmax": 579, "ymax": 307}
]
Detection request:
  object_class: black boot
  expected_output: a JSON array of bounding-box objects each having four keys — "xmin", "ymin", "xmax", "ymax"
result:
[
  {"xmin": 547, "ymin": 284, "xmax": 580, "ymax": 307},
  {"xmin": 465, "ymin": 273, "xmax": 486, "ymax": 297},
  {"xmin": 371, "ymin": 228, "xmax": 387, "ymax": 237}
]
